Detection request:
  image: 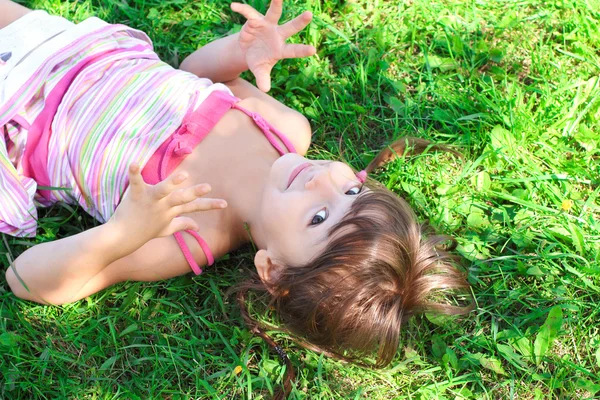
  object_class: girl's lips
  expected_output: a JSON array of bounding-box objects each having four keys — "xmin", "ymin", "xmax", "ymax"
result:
[{"xmin": 287, "ymin": 162, "xmax": 312, "ymax": 189}]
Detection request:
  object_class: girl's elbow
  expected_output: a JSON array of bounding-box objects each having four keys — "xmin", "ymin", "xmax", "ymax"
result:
[
  {"xmin": 5, "ymin": 266, "xmax": 30, "ymax": 301},
  {"xmin": 5, "ymin": 266, "xmax": 60, "ymax": 305},
  {"xmin": 179, "ymin": 57, "xmax": 193, "ymax": 73}
]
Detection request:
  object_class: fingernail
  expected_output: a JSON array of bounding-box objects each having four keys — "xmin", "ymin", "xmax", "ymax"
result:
[{"xmin": 221, "ymin": 201, "xmax": 228, "ymax": 208}]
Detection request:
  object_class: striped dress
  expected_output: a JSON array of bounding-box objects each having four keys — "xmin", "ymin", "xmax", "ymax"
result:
[{"xmin": 0, "ymin": 12, "xmax": 232, "ymax": 237}]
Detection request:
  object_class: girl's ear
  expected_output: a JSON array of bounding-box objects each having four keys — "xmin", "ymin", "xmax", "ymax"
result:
[{"xmin": 254, "ymin": 249, "xmax": 284, "ymax": 287}]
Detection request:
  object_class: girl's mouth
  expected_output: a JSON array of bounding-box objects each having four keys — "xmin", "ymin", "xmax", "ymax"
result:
[{"xmin": 286, "ymin": 163, "xmax": 312, "ymax": 189}]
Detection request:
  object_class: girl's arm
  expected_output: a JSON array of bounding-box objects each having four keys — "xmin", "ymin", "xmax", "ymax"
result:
[
  {"xmin": 6, "ymin": 231, "xmax": 199, "ymax": 304},
  {"xmin": 180, "ymin": 0, "xmax": 315, "ymax": 91},
  {"xmin": 5, "ymin": 164, "xmax": 226, "ymax": 305},
  {"xmin": 179, "ymin": 32, "xmax": 246, "ymax": 85},
  {"xmin": 6, "ymin": 222, "xmax": 152, "ymax": 304},
  {"xmin": 0, "ymin": 0, "xmax": 31, "ymax": 30}
]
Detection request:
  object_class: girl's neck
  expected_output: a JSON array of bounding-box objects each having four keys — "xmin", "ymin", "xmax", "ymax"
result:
[{"xmin": 213, "ymin": 145, "xmax": 274, "ymax": 249}]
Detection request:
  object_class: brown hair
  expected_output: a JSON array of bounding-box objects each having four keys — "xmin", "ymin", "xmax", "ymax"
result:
[{"xmin": 236, "ymin": 137, "xmax": 472, "ymax": 399}]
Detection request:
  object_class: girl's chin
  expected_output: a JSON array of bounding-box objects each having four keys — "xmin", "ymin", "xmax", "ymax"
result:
[{"xmin": 270, "ymin": 153, "xmax": 306, "ymax": 192}]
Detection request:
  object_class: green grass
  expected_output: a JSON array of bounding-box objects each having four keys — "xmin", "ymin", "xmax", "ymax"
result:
[{"xmin": 2, "ymin": 0, "xmax": 600, "ymax": 398}]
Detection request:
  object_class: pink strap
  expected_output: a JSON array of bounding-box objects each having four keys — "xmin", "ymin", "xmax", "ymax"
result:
[
  {"xmin": 173, "ymin": 230, "xmax": 214, "ymax": 274},
  {"xmin": 232, "ymin": 103, "xmax": 297, "ymax": 155}
]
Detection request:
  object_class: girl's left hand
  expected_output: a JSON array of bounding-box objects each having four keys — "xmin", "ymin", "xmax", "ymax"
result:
[
  {"xmin": 108, "ymin": 163, "xmax": 227, "ymax": 243},
  {"xmin": 231, "ymin": 0, "xmax": 316, "ymax": 92}
]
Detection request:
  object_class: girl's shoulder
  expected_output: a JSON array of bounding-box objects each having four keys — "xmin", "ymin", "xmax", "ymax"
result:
[{"xmin": 224, "ymin": 78, "xmax": 311, "ymax": 155}]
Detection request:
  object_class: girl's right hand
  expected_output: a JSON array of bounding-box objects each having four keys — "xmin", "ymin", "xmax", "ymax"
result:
[
  {"xmin": 231, "ymin": 0, "xmax": 316, "ymax": 92},
  {"xmin": 107, "ymin": 163, "xmax": 227, "ymax": 242}
]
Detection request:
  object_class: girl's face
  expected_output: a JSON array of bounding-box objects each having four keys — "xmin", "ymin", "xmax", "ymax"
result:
[{"xmin": 256, "ymin": 153, "xmax": 364, "ymax": 267}]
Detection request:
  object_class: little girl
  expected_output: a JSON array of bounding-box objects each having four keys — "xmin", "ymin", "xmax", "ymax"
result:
[{"xmin": 1, "ymin": 0, "xmax": 470, "ymax": 381}]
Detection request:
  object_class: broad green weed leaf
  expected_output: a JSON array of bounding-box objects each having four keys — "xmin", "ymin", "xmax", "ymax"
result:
[
  {"xmin": 533, "ymin": 306, "xmax": 563, "ymax": 365},
  {"xmin": 509, "ymin": 336, "xmax": 532, "ymax": 359},
  {"xmin": 404, "ymin": 347, "xmax": 422, "ymax": 364},
  {"xmin": 489, "ymin": 48, "xmax": 504, "ymax": 63},
  {"xmin": 460, "ymin": 352, "xmax": 507, "ymax": 374},
  {"xmin": 119, "ymin": 324, "xmax": 139, "ymax": 337},
  {"xmin": 489, "ymin": 125, "xmax": 516, "ymax": 153},
  {"xmin": 433, "ymin": 108, "xmax": 455, "ymax": 123},
  {"xmin": 426, "ymin": 312, "xmax": 453, "ymax": 326},
  {"xmin": 547, "ymin": 225, "xmax": 572, "ymax": 243},
  {"xmin": 0, "ymin": 332, "xmax": 19, "ymax": 347},
  {"xmin": 401, "ymin": 181, "xmax": 427, "ymax": 208},
  {"xmin": 387, "ymin": 96, "xmax": 404, "ymax": 114},
  {"xmin": 511, "ymin": 189, "xmax": 529, "ymax": 200},
  {"xmin": 437, "ymin": 15, "xmax": 462, "ymax": 29},
  {"xmin": 261, "ymin": 358, "xmax": 280, "ymax": 375},
  {"xmin": 574, "ymin": 123, "xmax": 598, "ymax": 151},
  {"xmin": 431, "ymin": 335, "xmax": 446, "ymax": 359},
  {"xmin": 471, "ymin": 171, "xmax": 491, "ymax": 191},
  {"xmin": 480, "ymin": 356, "xmax": 507, "ymax": 375},
  {"xmin": 568, "ymin": 222, "xmax": 585, "ymax": 255},
  {"xmin": 467, "ymin": 212, "xmax": 490, "ymax": 229},
  {"xmin": 456, "ymin": 387, "xmax": 474, "ymax": 399},
  {"xmin": 532, "ymin": 372, "xmax": 551, "ymax": 381},
  {"xmin": 497, "ymin": 343, "xmax": 528, "ymax": 367},
  {"xmin": 445, "ymin": 348, "xmax": 458, "ymax": 370},
  {"xmin": 461, "ymin": 351, "xmax": 484, "ymax": 366},
  {"xmin": 526, "ymin": 265, "xmax": 545, "ymax": 277},
  {"xmin": 99, "ymin": 355, "xmax": 119, "ymax": 371},
  {"xmin": 426, "ymin": 55, "xmax": 457, "ymax": 71},
  {"xmin": 575, "ymin": 378, "xmax": 600, "ymax": 395}
]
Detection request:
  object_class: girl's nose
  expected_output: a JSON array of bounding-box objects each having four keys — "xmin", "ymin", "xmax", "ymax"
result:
[{"xmin": 304, "ymin": 168, "xmax": 335, "ymax": 192}]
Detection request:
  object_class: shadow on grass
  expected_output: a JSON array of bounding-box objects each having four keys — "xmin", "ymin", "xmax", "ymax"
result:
[{"xmin": 3, "ymin": 0, "xmax": 600, "ymax": 398}]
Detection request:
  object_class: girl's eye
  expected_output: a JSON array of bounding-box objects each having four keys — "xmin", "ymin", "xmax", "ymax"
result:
[
  {"xmin": 345, "ymin": 185, "xmax": 363, "ymax": 195},
  {"xmin": 310, "ymin": 209, "xmax": 328, "ymax": 226}
]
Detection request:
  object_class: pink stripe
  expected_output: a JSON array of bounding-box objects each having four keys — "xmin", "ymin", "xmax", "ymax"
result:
[
  {"xmin": 11, "ymin": 115, "xmax": 30, "ymax": 130},
  {"xmin": 21, "ymin": 45, "xmax": 150, "ymax": 200}
]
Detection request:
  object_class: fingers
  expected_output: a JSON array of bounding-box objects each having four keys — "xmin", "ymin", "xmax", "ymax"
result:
[
  {"xmin": 254, "ymin": 64, "xmax": 274, "ymax": 92},
  {"xmin": 166, "ymin": 182, "xmax": 227, "ymax": 214},
  {"xmin": 154, "ymin": 171, "xmax": 189, "ymax": 198},
  {"xmin": 231, "ymin": 2, "xmax": 263, "ymax": 20},
  {"xmin": 265, "ymin": 0, "xmax": 283, "ymax": 23},
  {"xmin": 175, "ymin": 197, "xmax": 227, "ymax": 215},
  {"xmin": 168, "ymin": 216, "xmax": 200, "ymax": 234},
  {"xmin": 278, "ymin": 11, "xmax": 312, "ymax": 39},
  {"xmin": 127, "ymin": 163, "xmax": 145, "ymax": 195},
  {"xmin": 168, "ymin": 183, "xmax": 211, "ymax": 207},
  {"xmin": 282, "ymin": 43, "xmax": 317, "ymax": 60}
]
